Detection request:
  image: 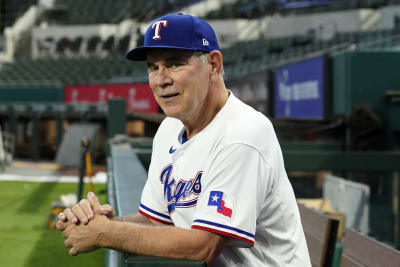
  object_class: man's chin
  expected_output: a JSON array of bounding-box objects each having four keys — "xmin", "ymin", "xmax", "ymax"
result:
[{"xmin": 162, "ymin": 109, "xmax": 181, "ymax": 119}]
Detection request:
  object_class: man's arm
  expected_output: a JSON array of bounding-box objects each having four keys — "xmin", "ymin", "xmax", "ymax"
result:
[
  {"xmin": 57, "ymin": 192, "xmax": 166, "ymax": 231},
  {"xmin": 64, "ymin": 214, "xmax": 228, "ymax": 264},
  {"xmin": 112, "ymin": 213, "xmax": 166, "ymax": 226},
  {"xmin": 103, "ymin": 221, "xmax": 228, "ymax": 264}
]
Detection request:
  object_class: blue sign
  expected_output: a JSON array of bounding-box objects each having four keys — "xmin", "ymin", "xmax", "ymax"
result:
[
  {"xmin": 278, "ymin": 0, "xmax": 332, "ymax": 9},
  {"xmin": 274, "ymin": 56, "xmax": 325, "ymax": 119}
]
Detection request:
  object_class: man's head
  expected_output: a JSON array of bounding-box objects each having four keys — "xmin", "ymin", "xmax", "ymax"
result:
[{"xmin": 126, "ymin": 14, "xmax": 227, "ymax": 132}]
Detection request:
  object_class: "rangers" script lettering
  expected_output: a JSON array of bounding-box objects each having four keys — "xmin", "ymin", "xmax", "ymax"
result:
[{"xmin": 160, "ymin": 164, "xmax": 202, "ymax": 214}]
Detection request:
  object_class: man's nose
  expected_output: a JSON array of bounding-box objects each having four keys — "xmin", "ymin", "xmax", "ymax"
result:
[{"xmin": 155, "ymin": 67, "xmax": 172, "ymax": 88}]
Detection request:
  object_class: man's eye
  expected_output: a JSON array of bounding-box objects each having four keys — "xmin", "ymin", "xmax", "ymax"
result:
[
  {"xmin": 171, "ymin": 63, "xmax": 183, "ymax": 68},
  {"xmin": 148, "ymin": 66, "xmax": 157, "ymax": 73}
]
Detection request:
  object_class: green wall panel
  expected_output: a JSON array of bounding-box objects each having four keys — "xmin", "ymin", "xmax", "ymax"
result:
[
  {"xmin": 333, "ymin": 51, "xmax": 400, "ymax": 115},
  {"xmin": 0, "ymin": 87, "xmax": 64, "ymax": 103},
  {"xmin": 332, "ymin": 52, "xmax": 350, "ymax": 115}
]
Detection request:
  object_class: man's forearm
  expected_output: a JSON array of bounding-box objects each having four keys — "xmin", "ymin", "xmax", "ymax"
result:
[
  {"xmin": 98, "ymin": 220, "xmax": 226, "ymax": 264},
  {"xmin": 113, "ymin": 213, "xmax": 152, "ymax": 224}
]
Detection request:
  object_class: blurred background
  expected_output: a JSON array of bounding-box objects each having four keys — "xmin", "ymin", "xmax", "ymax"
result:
[{"xmin": 0, "ymin": 0, "xmax": 400, "ymax": 266}]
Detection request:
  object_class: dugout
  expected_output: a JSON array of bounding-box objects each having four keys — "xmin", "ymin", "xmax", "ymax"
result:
[
  {"xmin": 268, "ymin": 50, "xmax": 400, "ymax": 248},
  {"xmin": 0, "ymin": 94, "xmax": 161, "ymax": 163},
  {"xmin": 331, "ymin": 50, "xmax": 400, "ymax": 247}
]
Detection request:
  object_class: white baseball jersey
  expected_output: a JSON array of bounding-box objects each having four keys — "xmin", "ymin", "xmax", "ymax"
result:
[{"xmin": 139, "ymin": 92, "xmax": 311, "ymax": 267}]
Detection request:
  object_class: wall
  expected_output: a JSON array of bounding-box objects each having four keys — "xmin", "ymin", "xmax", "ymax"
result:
[
  {"xmin": 380, "ymin": 5, "xmax": 400, "ymax": 29},
  {"xmin": 264, "ymin": 9, "xmax": 370, "ymax": 39},
  {"xmin": 0, "ymin": 87, "xmax": 64, "ymax": 102}
]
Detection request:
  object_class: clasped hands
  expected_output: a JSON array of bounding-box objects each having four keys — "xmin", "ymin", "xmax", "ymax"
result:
[{"xmin": 56, "ymin": 192, "xmax": 115, "ymax": 256}]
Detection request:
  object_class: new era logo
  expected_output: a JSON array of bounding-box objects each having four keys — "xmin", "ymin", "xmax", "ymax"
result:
[{"xmin": 202, "ymin": 38, "xmax": 209, "ymax": 46}]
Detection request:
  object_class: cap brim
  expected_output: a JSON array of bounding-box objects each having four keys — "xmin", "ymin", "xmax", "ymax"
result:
[
  {"xmin": 126, "ymin": 45, "xmax": 202, "ymax": 61},
  {"xmin": 125, "ymin": 46, "xmax": 149, "ymax": 61}
]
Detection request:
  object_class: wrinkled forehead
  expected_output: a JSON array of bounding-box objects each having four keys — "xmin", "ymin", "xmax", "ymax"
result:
[{"xmin": 146, "ymin": 48, "xmax": 196, "ymax": 64}]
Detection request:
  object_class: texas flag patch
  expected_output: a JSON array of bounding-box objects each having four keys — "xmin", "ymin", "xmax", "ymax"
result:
[{"xmin": 208, "ymin": 191, "xmax": 233, "ymax": 218}]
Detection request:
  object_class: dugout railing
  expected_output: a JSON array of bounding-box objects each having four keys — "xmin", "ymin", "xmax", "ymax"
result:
[{"xmin": 340, "ymin": 228, "xmax": 400, "ymax": 267}]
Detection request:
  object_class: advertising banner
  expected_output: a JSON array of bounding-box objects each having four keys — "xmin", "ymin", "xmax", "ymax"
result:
[
  {"xmin": 65, "ymin": 83, "xmax": 158, "ymax": 114},
  {"xmin": 274, "ymin": 56, "xmax": 326, "ymax": 119}
]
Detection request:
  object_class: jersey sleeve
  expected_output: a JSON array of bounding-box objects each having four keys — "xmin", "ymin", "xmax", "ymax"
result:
[
  {"xmin": 139, "ymin": 146, "xmax": 173, "ymax": 225},
  {"xmin": 191, "ymin": 143, "xmax": 270, "ymax": 247}
]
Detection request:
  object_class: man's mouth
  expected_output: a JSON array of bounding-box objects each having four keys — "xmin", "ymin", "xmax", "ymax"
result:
[{"xmin": 161, "ymin": 93, "xmax": 179, "ymax": 99}]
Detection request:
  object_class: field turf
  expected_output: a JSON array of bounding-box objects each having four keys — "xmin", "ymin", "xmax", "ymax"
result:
[{"xmin": 0, "ymin": 181, "xmax": 107, "ymax": 267}]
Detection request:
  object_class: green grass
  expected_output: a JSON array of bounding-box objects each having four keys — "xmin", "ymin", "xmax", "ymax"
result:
[{"xmin": 0, "ymin": 181, "xmax": 107, "ymax": 267}]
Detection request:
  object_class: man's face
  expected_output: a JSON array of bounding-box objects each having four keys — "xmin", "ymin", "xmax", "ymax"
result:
[{"xmin": 147, "ymin": 49, "xmax": 211, "ymax": 122}]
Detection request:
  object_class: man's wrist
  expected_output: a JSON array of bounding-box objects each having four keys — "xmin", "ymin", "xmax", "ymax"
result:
[{"xmin": 97, "ymin": 219, "xmax": 117, "ymax": 248}]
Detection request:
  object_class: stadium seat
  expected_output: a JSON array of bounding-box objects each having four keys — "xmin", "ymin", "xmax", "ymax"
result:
[
  {"xmin": 117, "ymin": 35, "xmax": 131, "ymax": 55},
  {"xmin": 87, "ymin": 36, "xmax": 101, "ymax": 54},
  {"xmin": 69, "ymin": 36, "xmax": 83, "ymax": 54},
  {"xmin": 102, "ymin": 36, "xmax": 115, "ymax": 53}
]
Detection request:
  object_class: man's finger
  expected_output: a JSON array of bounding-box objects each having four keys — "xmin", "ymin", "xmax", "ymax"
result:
[
  {"xmin": 72, "ymin": 203, "xmax": 89, "ymax": 224},
  {"xmin": 63, "ymin": 208, "xmax": 78, "ymax": 224},
  {"xmin": 69, "ymin": 247, "xmax": 78, "ymax": 256},
  {"xmin": 78, "ymin": 199, "xmax": 94, "ymax": 220},
  {"xmin": 62, "ymin": 228, "xmax": 70, "ymax": 238},
  {"xmin": 98, "ymin": 204, "xmax": 115, "ymax": 218},
  {"xmin": 87, "ymin": 192, "xmax": 102, "ymax": 213},
  {"xmin": 64, "ymin": 238, "xmax": 72, "ymax": 248},
  {"xmin": 56, "ymin": 220, "xmax": 67, "ymax": 231},
  {"xmin": 58, "ymin": 212, "xmax": 67, "ymax": 222}
]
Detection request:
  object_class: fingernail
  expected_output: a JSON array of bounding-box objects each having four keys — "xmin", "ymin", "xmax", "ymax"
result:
[
  {"xmin": 88, "ymin": 192, "xmax": 94, "ymax": 197},
  {"xmin": 72, "ymin": 218, "xmax": 78, "ymax": 224}
]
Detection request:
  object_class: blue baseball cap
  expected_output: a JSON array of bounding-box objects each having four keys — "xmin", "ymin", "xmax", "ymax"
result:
[{"xmin": 126, "ymin": 13, "xmax": 220, "ymax": 61}]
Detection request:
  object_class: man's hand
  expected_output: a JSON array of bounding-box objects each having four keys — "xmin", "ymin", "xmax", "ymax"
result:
[
  {"xmin": 63, "ymin": 214, "xmax": 110, "ymax": 256},
  {"xmin": 57, "ymin": 192, "xmax": 115, "ymax": 226}
]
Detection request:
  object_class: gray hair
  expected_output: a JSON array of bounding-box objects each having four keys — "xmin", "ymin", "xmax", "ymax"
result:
[
  {"xmin": 193, "ymin": 51, "xmax": 209, "ymax": 64},
  {"xmin": 194, "ymin": 51, "xmax": 224, "ymax": 76}
]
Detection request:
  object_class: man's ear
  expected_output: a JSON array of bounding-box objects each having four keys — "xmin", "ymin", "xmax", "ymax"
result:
[{"xmin": 208, "ymin": 50, "xmax": 223, "ymax": 77}]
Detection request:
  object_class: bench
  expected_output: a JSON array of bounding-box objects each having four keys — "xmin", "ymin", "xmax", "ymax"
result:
[
  {"xmin": 298, "ymin": 203, "xmax": 339, "ymax": 267},
  {"xmin": 340, "ymin": 228, "xmax": 400, "ymax": 267}
]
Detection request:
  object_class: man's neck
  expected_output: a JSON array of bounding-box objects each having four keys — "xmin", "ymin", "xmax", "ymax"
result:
[{"xmin": 183, "ymin": 87, "xmax": 229, "ymax": 139}]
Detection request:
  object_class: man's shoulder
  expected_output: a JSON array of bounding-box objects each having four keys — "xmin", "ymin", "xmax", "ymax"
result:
[
  {"xmin": 156, "ymin": 117, "xmax": 183, "ymax": 134},
  {"xmin": 219, "ymin": 97, "xmax": 279, "ymax": 158},
  {"xmin": 226, "ymin": 100, "xmax": 275, "ymax": 143}
]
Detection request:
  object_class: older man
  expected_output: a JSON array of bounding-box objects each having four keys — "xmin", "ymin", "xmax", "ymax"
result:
[{"xmin": 57, "ymin": 13, "xmax": 311, "ymax": 267}]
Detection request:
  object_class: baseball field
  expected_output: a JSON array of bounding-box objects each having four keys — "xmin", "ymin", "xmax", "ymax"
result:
[{"xmin": 0, "ymin": 180, "xmax": 106, "ymax": 267}]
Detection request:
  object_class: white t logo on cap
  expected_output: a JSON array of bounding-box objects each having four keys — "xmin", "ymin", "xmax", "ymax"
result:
[{"xmin": 152, "ymin": 20, "xmax": 168, "ymax": 40}]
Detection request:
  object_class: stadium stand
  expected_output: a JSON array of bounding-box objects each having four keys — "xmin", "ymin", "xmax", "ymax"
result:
[
  {"xmin": 0, "ymin": 1, "xmax": 400, "ymax": 86},
  {"xmin": 0, "ymin": 57, "xmax": 148, "ymax": 86},
  {"xmin": 48, "ymin": 0, "xmax": 205, "ymax": 24},
  {"xmin": 1, "ymin": 0, "xmax": 399, "ymax": 87},
  {"xmin": 1, "ymin": 26, "xmax": 400, "ymax": 86},
  {"xmin": 0, "ymin": 0, "xmax": 38, "ymax": 33},
  {"xmin": 205, "ymin": 0, "xmax": 400, "ymax": 19}
]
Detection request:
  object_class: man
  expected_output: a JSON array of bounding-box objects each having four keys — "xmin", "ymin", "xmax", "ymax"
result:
[{"xmin": 57, "ymin": 13, "xmax": 311, "ymax": 266}]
